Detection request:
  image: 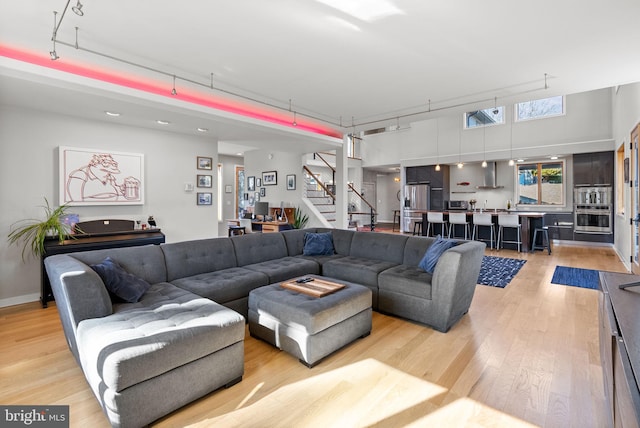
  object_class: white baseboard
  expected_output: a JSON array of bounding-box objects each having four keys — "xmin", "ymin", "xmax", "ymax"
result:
[{"xmin": 0, "ymin": 293, "xmax": 40, "ymax": 308}]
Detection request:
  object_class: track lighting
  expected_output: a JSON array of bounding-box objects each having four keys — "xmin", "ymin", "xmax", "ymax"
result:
[
  {"xmin": 50, "ymin": 47, "xmax": 59, "ymax": 60},
  {"xmin": 72, "ymin": 0, "xmax": 84, "ymax": 16},
  {"xmin": 293, "ymin": 112, "xmax": 297, "ymax": 126},
  {"xmin": 171, "ymin": 75, "xmax": 177, "ymax": 96},
  {"xmin": 492, "ymin": 97, "xmax": 499, "ymax": 115},
  {"xmin": 434, "ymin": 118, "xmax": 440, "ymax": 171},
  {"xmin": 508, "ymin": 116, "xmax": 515, "ymax": 166},
  {"xmin": 482, "ymin": 125, "xmax": 487, "ymax": 168}
]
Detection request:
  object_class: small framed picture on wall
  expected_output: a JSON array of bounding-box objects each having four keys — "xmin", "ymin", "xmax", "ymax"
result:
[
  {"xmin": 260, "ymin": 187, "xmax": 266, "ymax": 197},
  {"xmin": 286, "ymin": 174, "xmax": 296, "ymax": 190},
  {"xmin": 197, "ymin": 156, "xmax": 213, "ymax": 170},
  {"xmin": 197, "ymin": 192, "xmax": 212, "ymax": 205},
  {"xmin": 197, "ymin": 174, "xmax": 212, "ymax": 188},
  {"xmin": 247, "ymin": 176, "xmax": 255, "ymax": 191},
  {"xmin": 262, "ymin": 171, "xmax": 277, "ymax": 185},
  {"xmin": 256, "ymin": 178, "xmax": 262, "ymax": 187}
]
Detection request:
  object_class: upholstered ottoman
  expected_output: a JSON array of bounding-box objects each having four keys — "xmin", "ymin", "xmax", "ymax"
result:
[{"xmin": 248, "ymin": 276, "xmax": 372, "ymax": 367}]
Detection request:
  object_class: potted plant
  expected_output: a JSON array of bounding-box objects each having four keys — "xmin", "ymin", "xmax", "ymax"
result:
[
  {"xmin": 292, "ymin": 206, "xmax": 309, "ymax": 229},
  {"xmin": 7, "ymin": 198, "xmax": 73, "ymax": 260}
]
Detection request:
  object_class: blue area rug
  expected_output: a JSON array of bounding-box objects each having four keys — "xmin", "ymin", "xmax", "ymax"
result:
[
  {"xmin": 551, "ymin": 266, "xmax": 600, "ymax": 290},
  {"xmin": 477, "ymin": 256, "xmax": 527, "ymax": 288}
]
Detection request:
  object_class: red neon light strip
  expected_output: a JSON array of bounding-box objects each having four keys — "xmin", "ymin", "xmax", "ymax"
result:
[{"xmin": 0, "ymin": 45, "xmax": 342, "ymax": 138}]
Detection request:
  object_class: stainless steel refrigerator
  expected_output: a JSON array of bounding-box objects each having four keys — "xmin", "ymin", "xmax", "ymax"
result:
[{"xmin": 403, "ymin": 184, "xmax": 430, "ymax": 232}]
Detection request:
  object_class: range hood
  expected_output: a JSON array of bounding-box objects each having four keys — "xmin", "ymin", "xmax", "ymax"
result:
[{"xmin": 476, "ymin": 162, "xmax": 504, "ymax": 189}]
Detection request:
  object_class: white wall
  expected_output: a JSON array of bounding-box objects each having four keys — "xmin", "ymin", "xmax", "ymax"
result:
[
  {"xmin": 0, "ymin": 105, "xmax": 219, "ymax": 306},
  {"xmin": 243, "ymin": 149, "xmax": 305, "ymax": 220},
  {"xmin": 217, "ymin": 154, "xmax": 243, "ymax": 236},
  {"xmin": 362, "ymin": 88, "xmax": 614, "ymax": 168},
  {"xmin": 612, "ymin": 83, "xmax": 640, "ymax": 269}
]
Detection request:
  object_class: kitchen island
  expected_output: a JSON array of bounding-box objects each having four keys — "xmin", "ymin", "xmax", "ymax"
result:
[{"xmin": 419, "ymin": 210, "xmax": 545, "ymax": 252}]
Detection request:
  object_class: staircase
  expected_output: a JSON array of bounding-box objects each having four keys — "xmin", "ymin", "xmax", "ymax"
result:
[
  {"xmin": 303, "ymin": 152, "xmax": 376, "ymax": 229},
  {"xmin": 303, "ymin": 166, "xmax": 336, "ymax": 224}
]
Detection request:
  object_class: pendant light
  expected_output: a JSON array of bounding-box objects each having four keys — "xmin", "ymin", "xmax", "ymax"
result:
[
  {"xmin": 457, "ymin": 127, "xmax": 463, "ymax": 169},
  {"xmin": 435, "ymin": 118, "xmax": 441, "ymax": 171},
  {"xmin": 482, "ymin": 124, "xmax": 488, "ymax": 168},
  {"xmin": 508, "ymin": 117, "xmax": 515, "ymax": 166}
]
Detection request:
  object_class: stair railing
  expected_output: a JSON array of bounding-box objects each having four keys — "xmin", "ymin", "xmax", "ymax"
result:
[{"xmin": 311, "ymin": 153, "xmax": 377, "ymax": 231}]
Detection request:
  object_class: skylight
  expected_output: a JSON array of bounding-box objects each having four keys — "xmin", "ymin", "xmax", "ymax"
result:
[{"xmin": 316, "ymin": 0, "xmax": 404, "ymax": 21}]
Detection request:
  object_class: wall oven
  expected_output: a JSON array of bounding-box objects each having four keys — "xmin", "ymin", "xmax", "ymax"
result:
[{"xmin": 574, "ymin": 187, "xmax": 612, "ymax": 234}]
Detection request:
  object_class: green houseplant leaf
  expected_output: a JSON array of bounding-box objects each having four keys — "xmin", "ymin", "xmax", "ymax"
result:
[
  {"xmin": 292, "ymin": 206, "xmax": 309, "ymax": 230},
  {"xmin": 7, "ymin": 197, "xmax": 72, "ymax": 260}
]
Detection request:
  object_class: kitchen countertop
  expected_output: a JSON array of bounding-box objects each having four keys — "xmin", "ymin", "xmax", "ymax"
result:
[{"xmin": 405, "ymin": 210, "xmax": 545, "ymax": 217}]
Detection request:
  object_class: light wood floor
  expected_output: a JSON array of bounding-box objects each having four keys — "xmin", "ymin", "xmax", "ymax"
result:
[{"xmin": 0, "ymin": 243, "xmax": 626, "ymax": 427}]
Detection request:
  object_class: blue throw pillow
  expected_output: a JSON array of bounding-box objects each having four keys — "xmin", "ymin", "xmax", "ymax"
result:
[
  {"xmin": 90, "ymin": 257, "xmax": 151, "ymax": 303},
  {"xmin": 418, "ymin": 235, "xmax": 456, "ymax": 274},
  {"xmin": 303, "ymin": 232, "xmax": 335, "ymax": 256}
]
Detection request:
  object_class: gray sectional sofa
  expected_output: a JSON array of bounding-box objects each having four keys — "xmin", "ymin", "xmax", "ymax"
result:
[{"xmin": 44, "ymin": 228, "xmax": 485, "ymax": 428}]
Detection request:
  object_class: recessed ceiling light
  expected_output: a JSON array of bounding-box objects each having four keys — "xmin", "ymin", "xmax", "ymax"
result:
[
  {"xmin": 197, "ymin": 127, "xmax": 209, "ymax": 132},
  {"xmin": 105, "ymin": 111, "xmax": 121, "ymax": 117},
  {"xmin": 156, "ymin": 120, "xmax": 170, "ymax": 125},
  {"xmin": 550, "ymin": 156, "xmax": 558, "ymax": 160},
  {"xmin": 236, "ymin": 152, "xmax": 243, "ymax": 156},
  {"xmin": 517, "ymin": 159, "xmax": 525, "ymax": 162}
]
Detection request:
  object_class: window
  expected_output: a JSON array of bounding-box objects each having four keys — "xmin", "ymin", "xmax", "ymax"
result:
[
  {"xmin": 516, "ymin": 161, "xmax": 564, "ymax": 206},
  {"xmin": 515, "ymin": 96, "xmax": 564, "ymax": 122},
  {"xmin": 464, "ymin": 106, "xmax": 504, "ymax": 129}
]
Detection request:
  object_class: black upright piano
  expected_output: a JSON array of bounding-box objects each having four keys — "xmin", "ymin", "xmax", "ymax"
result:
[{"xmin": 41, "ymin": 219, "xmax": 165, "ymax": 308}]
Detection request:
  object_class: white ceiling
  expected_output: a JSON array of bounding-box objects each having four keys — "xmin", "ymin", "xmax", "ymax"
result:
[{"xmin": 2, "ymin": 0, "xmax": 640, "ymax": 154}]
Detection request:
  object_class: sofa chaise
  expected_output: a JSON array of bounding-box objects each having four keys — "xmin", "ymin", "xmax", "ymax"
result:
[{"xmin": 44, "ymin": 227, "xmax": 485, "ymax": 427}]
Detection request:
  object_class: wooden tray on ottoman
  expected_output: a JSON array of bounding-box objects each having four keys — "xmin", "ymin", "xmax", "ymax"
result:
[{"xmin": 281, "ymin": 277, "xmax": 346, "ymax": 297}]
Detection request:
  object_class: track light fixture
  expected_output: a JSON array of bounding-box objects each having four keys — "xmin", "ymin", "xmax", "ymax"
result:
[
  {"xmin": 72, "ymin": 0, "xmax": 84, "ymax": 16},
  {"xmin": 508, "ymin": 118, "xmax": 515, "ymax": 166},
  {"xmin": 492, "ymin": 96, "xmax": 499, "ymax": 115},
  {"xmin": 434, "ymin": 118, "xmax": 441, "ymax": 171},
  {"xmin": 457, "ymin": 128, "xmax": 463, "ymax": 169},
  {"xmin": 50, "ymin": 43, "xmax": 59, "ymax": 60},
  {"xmin": 293, "ymin": 112, "xmax": 297, "ymax": 126},
  {"xmin": 171, "ymin": 75, "xmax": 177, "ymax": 96},
  {"xmin": 482, "ymin": 125, "xmax": 488, "ymax": 168}
]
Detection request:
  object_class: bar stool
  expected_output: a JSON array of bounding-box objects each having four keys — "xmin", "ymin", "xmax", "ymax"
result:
[
  {"xmin": 412, "ymin": 220, "xmax": 423, "ymax": 236},
  {"xmin": 392, "ymin": 210, "xmax": 401, "ymax": 232},
  {"xmin": 497, "ymin": 214, "xmax": 522, "ymax": 252},
  {"xmin": 532, "ymin": 226, "xmax": 552, "ymax": 254},
  {"xmin": 472, "ymin": 213, "xmax": 495, "ymax": 249},
  {"xmin": 448, "ymin": 212, "xmax": 470, "ymax": 240},
  {"xmin": 426, "ymin": 212, "xmax": 448, "ymax": 237}
]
